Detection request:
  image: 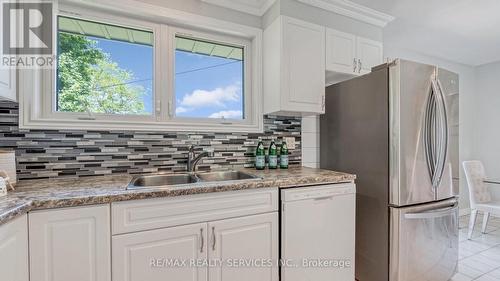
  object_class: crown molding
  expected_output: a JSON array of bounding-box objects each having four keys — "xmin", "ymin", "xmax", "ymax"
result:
[
  {"xmin": 296, "ymin": 0, "xmax": 394, "ymax": 27},
  {"xmin": 201, "ymin": 0, "xmax": 277, "ymax": 16}
]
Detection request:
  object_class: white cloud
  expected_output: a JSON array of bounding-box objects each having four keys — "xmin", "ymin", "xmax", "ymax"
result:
[
  {"xmin": 208, "ymin": 110, "xmax": 243, "ymax": 119},
  {"xmin": 180, "ymin": 85, "xmax": 240, "ymax": 108},
  {"xmin": 175, "ymin": 106, "xmax": 189, "ymax": 114}
]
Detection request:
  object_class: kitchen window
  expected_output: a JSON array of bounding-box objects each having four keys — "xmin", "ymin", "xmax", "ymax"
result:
[
  {"xmin": 19, "ymin": 5, "xmax": 262, "ymax": 132},
  {"xmin": 56, "ymin": 16, "xmax": 154, "ymax": 117},
  {"xmin": 174, "ymin": 35, "xmax": 244, "ymax": 120}
]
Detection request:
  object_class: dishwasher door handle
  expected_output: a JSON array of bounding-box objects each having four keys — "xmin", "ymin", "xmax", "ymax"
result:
[
  {"xmin": 281, "ymin": 183, "xmax": 355, "ymax": 202},
  {"xmin": 314, "ymin": 196, "xmax": 334, "ymax": 201}
]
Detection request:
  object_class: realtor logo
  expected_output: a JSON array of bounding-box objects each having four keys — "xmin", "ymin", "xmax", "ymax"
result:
[
  {"xmin": 1, "ymin": 1, "xmax": 55, "ymax": 68},
  {"xmin": 2, "ymin": 1, "xmax": 53, "ymax": 54}
]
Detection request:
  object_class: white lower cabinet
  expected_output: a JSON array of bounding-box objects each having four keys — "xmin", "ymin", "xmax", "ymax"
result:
[
  {"xmin": 112, "ymin": 213, "xmax": 278, "ymax": 281},
  {"xmin": 0, "ymin": 215, "xmax": 29, "ymax": 281},
  {"xmin": 28, "ymin": 205, "xmax": 111, "ymax": 281},
  {"xmin": 208, "ymin": 213, "xmax": 278, "ymax": 281},
  {"xmin": 112, "ymin": 223, "xmax": 208, "ymax": 281},
  {"xmin": 20, "ymin": 185, "xmax": 353, "ymax": 281}
]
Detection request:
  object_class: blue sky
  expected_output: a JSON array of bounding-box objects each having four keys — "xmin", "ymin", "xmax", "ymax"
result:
[
  {"xmin": 93, "ymin": 37, "xmax": 154, "ymax": 113},
  {"xmin": 175, "ymin": 51, "xmax": 243, "ymax": 119},
  {"xmin": 93, "ymin": 38, "xmax": 244, "ymax": 119}
]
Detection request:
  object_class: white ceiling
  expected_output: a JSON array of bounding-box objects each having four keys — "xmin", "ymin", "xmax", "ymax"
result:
[{"xmin": 349, "ymin": 0, "xmax": 500, "ymax": 66}]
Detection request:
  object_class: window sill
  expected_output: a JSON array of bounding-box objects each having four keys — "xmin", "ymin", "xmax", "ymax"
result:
[{"xmin": 19, "ymin": 116, "xmax": 264, "ymax": 133}]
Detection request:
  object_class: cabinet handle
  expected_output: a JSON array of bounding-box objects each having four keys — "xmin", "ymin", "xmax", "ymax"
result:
[
  {"xmin": 212, "ymin": 226, "xmax": 216, "ymax": 251},
  {"xmin": 353, "ymin": 58, "xmax": 357, "ymax": 72},
  {"xmin": 200, "ymin": 228, "xmax": 204, "ymax": 253},
  {"xmin": 321, "ymin": 95, "xmax": 325, "ymax": 111},
  {"xmin": 358, "ymin": 59, "xmax": 362, "ymax": 73}
]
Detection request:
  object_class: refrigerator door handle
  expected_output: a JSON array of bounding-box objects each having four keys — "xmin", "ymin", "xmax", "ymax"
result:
[
  {"xmin": 404, "ymin": 202, "xmax": 458, "ymax": 220},
  {"xmin": 435, "ymin": 78, "xmax": 449, "ymax": 187},
  {"xmin": 424, "ymin": 77, "xmax": 449, "ymax": 191},
  {"xmin": 424, "ymin": 80, "xmax": 439, "ymax": 189}
]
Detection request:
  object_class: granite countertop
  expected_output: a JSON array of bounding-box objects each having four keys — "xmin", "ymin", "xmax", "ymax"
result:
[{"xmin": 0, "ymin": 167, "xmax": 355, "ymax": 225}]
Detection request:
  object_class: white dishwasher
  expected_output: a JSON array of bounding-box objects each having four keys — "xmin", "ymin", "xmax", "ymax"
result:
[{"xmin": 281, "ymin": 183, "xmax": 356, "ymax": 281}]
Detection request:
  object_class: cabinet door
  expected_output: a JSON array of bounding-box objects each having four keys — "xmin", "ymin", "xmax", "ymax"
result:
[
  {"xmin": 0, "ymin": 68, "xmax": 16, "ymax": 101},
  {"xmin": 282, "ymin": 17, "xmax": 325, "ymax": 113},
  {"xmin": 112, "ymin": 223, "xmax": 208, "ymax": 281},
  {"xmin": 29, "ymin": 205, "xmax": 111, "ymax": 281},
  {"xmin": 325, "ymin": 28, "xmax": 357, "ymax": 74},
  {"xmin": 356, "ymin": 37, "xmax": 383, "ymax": 74},
  {"xmin": 208, "ymin": 212, "xmax": 278, "ymax": 281},
  {"xmin": 0, "ymin": 215, "xmax": 29, "ymax": 281}
]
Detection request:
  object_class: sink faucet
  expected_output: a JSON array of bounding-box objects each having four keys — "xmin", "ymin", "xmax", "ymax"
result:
[{"xmin": 187, "ymin": 145, "xmax": 214, "ymax": 172}]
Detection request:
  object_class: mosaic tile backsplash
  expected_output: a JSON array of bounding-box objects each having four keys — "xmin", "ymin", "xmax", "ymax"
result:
[{"xmin": 0, "ymin": 101, "xmax": 301, "ymax": 180}]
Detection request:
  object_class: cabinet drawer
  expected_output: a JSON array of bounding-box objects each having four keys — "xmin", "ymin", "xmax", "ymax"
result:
[{"xmin": 112, "ymin": 188, "xmax": 278, "ymax": 235}]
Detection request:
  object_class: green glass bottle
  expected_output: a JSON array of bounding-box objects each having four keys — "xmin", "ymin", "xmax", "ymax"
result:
[
  {"xmin": 280, "ymin": 140, "xmax": 289, "ymax": 169},
  {"xmin": 255, "ymin": 138, "xmax": 266, "ymax": 170},
  {"xmin": 268, "ymin": 139, "xmax": 278, "ymax": 169}
]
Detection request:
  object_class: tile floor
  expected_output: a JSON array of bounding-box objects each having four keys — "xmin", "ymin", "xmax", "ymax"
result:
[{"xmin": 450, "ymin": 214, "xmax": 500, "ymax": 281}]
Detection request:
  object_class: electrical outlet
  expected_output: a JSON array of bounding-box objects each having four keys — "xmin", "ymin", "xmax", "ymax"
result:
[{"xmin": 284, "ymin": 137, "xmax": 296, "ymax": 150}]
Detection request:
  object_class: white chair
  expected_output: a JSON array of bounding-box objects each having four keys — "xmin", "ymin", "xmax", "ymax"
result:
[{"xmin": 463, "ymin": 160, "xmax": 500, "ymax": 239}]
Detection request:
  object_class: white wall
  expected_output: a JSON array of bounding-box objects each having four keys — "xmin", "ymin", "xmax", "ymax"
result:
[
  {"xmin": 473, "ymin": 61, "xmax": 500, "ymax": 201},
  {"xmin": 263, "ymin": 0, "xmax": 383, "ymax": 41},
  {"xmin": 384, "ymin": 46, "xmax": 477, "ymax": 212},
  {"xmin": 138, "ymin": 0, "xmax": 261, "ymax": 28},
  {"xmin": 278, "ymin": 0, "xmax": 382, "ymax": 41},
  {"xmin": 301, "ymin": 116, "xmax": 320, "ymax": 168}
]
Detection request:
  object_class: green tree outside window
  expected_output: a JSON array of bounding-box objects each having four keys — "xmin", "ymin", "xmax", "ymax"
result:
[{"xmin": 57, "ymin": 33, "xmax": 147, "ymax": 115}]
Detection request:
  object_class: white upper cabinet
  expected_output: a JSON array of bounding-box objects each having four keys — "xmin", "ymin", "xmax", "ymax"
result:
[
  {"xmin": 325, "ymin": 27, "xmax": 383, "ymax": 84},
  {"xmin": 0, "ymin": 68, "xmax": 16, "ymax": 102},
  {"xmin": 263, "ymin": 17, "xmax": 383, "ymax": 110},
  {"xmin": 264, "ymin": 16, "xmax": 325, "ymax": 116},
  {"xmin": 0, "ymin": 215, "xmax": 29, "ymax": 281},
  {"xmin": 356, "ymin": 37, "xmax": 383, "ymax": 74},
  {"xmin": 29, "ymin": 205, "xmax": 111, "ymax": 281},
  {"xmin": 325, "ymin": 29, "xmax": 357, "ymax": 74}
]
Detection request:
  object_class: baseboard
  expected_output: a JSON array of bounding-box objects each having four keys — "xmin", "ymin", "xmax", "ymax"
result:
[{"xmin": 459, "ymin": 207, "xmax": 471, "ymax": 217}]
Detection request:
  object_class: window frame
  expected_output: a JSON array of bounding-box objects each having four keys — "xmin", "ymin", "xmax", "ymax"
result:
[
  {"xmin": 168, "ymin": 26, "xmax": 252, "ymax": 125},
  {"xmin": 19, "ymin": 2, "xmax": 263, "ymax": 133},
  {"xmin": 48, "ymin": 11, "xmax": 161, "ymax": 122}
]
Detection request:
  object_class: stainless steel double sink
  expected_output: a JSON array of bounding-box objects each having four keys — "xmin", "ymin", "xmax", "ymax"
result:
[{"xmin": 128, "ymin": 171, "xmax": 261, "ymax": 190}]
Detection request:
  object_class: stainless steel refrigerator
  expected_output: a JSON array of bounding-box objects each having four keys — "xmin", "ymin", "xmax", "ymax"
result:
[{"xmin": 320, "ymin": 59, "xmax": 459, "ymax": 281}]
